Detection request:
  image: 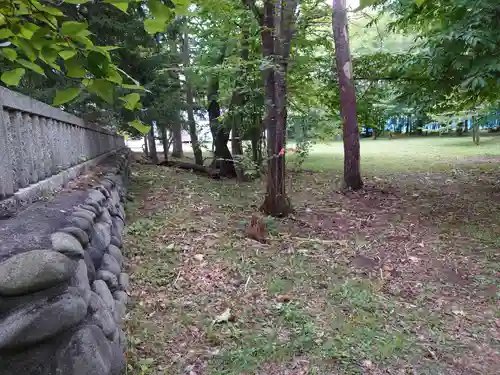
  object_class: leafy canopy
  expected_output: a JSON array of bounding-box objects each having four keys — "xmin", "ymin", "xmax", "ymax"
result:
[{"xmin": 0, "ymin": 0, "xmax": 189, "ymax": 132}]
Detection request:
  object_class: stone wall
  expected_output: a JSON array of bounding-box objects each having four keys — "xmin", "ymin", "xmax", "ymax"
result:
[
  {"xmin": 0, "ymin": 86, "xmax": 125, "ymax": 200},
  {"xmin": 0, "ymin": 150, "xmax": 131, "ymax": 375}
]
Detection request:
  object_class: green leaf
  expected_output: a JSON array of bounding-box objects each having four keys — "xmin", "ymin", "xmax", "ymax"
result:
[
  {"xmin": 171, "ymin": 0, "xmax": 189, "ymax": 16},
  {"xmin": 63, "ymin": 0, "xmax": 90, "ymax": 4},
  {"xmin": 20, "ymin": 23, "xmax": 40, "ymax": 39},
  {"xmin": 87, "ymin": 51, "xmax": 110, "ymax": 77},
  {"xmin": 415, "ymin": 0, "xmax": 426, "ymax": 5},
  {"xmin": 14, "ymin": 38, "xmax": 37, "ymax": 61},
  {"xmin": 32, "ymin": 13, "xmax": 57, "ymax": 29},
  {"xmin": 40, "ymin": 5, "xmax": 65, "ymax": 16},
  {"xmin": 59, "ymin": 49, "xmax": 77, "ymax": 60},
  {"xmin": 65, "ymin": 57, "xmax": 87, "ymax": 78},
  {"xmin": 148, "ymin": 0, "xmax": 173, "ymax": 21},
  {"xmin": 107, "ymin": 68, "xmax": 123, "ymax": 84},
  {"xmin": 41, "ymin": 46, "xmax": 58, "ymax": 64},
  {"xmin": 61, "ymin": 21, "xmax": 88, "ymax": 36},
  {"xmin": 1, "ymin": 48, "xmax": 17, "ymax": 61},
  {"xmin": 128, "ymin": 120, "xmax": 151, "ymax": 135},
  {"xmin": 17, "ymin": 59, "xmax": 45, "ymax": 75},
  {"xmin": 355, "ymin": 0, "xmax": 378, "ymax": 11},
  {"xmin": 104, "ymin": 0, "xmax": 129, "ymax": 13},
  {"xmin": 144, "ymin": 18, "xmax": 167, "ymax": 34},
  {"xmin": 122, "ymin": 83, "xmax": 147, "ymax": 91},
  {"xmin": 0, "ymin": 28, "xmax": 13, "ymax": 38},
  {"xmin": 88, "ymin": 79, "xmax": 115, "ymax": 103},
  {"xmin": 73, "ymin": 35, "xmax": 94, "ymax": 48},
  {"xmin": 119, "ymin": 92, "xmax": 141, "ymax": 110},
  {"xmin": 53, "ymin": 87, "xmax": 82, "ymax": 105},
  {"xmin": 1, "ymin": 68, "xmax": 25, "ymax": 86}
]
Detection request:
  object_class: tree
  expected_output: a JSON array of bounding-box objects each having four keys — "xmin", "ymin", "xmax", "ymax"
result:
[
  {"xmin": 181, "ymin": 30, "xmax": 204, "ymax": 166},
  {"xmin": 332, "ymin": 0, "xmax": 362, "ymax": 190},
  {"xmin": 245, "ymin": 0, "xmax": 297, "ymax": 217}
]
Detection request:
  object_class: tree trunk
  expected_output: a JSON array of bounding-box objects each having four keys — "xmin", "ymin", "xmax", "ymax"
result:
[
  {"xmin": 208, "ymin": 59, "xmax": 236, "ymax": 178},
  {"xmin": 170, "ymin": 38, "xmax": 184, "ymax": 159},
  {"xmin": 260, "ymin": 0, "xmax": 296, "ymax": 217},
  {"xmin": 143, "ymin": 135, "xmax": 149, "ymax": 156},
  {"xmin": 182, "ymin": 32, "xmax": 203, "ymax": 166},
  {"xmin": 161, "ymin": 126, "xmax": 169, "ymax": 161},
  {"xmin": 147, "ymin": 127, "xmax": 158, "ymax": 164},
  {"xmin": 472, "ymin": 119, "xmax": 480, "ymax": 145},
  {"xmin": 332, "ymin": 0, "xmax": 362, "ymax": 190}
]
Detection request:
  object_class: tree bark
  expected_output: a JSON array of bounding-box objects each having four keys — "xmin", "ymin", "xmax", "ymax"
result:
[
  {"xmin": 472, "ymin": 119, "xmax": 480, "ymax": 145},
  {"xmin": 208, "ymin": 61, "xmax": 236, "ymax": 177},
  {"xmin": 259, "ymin": 0, "xmax": 296, "ymax": 217},
  {"xmin": 143, "ymin": 135, "xmax": 149, "ymax": 156},
  {"xmin": 332, "ymin": 0, "xmax": 363, "ymax": 190},
  {"xmin": 147, "ymin": 127, "xmax": 158, "ymax": 164},
  {"xmin": 231, "ymin": 25, "xmax": 249, "ymax": 158},
  {"xmin": 182, "ymin": 32, "xmax": 203, "ymax": 166},
  {"xmin": 170, "ymin": 38, "xmax": 184, "ymax": 159},
  {"xmin": 161, "ymin": 125, "xmax": 169, "ymax": 161}
]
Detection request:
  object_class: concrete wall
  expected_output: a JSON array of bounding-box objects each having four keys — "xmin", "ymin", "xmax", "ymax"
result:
[
  {"xmin": 0, "ymin": 86, "xmax": 125, "ymax": 200},
  {"xmin": 0, "ymin": 150, "xmax": 131, "ymax": 375}
]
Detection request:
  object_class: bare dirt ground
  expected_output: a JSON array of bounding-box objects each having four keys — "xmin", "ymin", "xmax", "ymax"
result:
[{"xmin": 123, "ymin": 159, "xmax": 500, "ymax": 375}]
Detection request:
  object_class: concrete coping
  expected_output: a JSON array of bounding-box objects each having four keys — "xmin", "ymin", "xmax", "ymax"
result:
[{"xmin": 0, "ymin": 87, "xmax": 118, "ymax": 136}]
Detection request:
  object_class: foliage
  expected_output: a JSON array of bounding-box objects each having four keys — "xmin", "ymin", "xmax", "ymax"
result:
[
  {"xmin": 0, "ymin": 0, "xmax": 190, "ymax": 132},
  {"xmin": 382, "ymin": 0, "xmax": 500, "ymax": 112}
]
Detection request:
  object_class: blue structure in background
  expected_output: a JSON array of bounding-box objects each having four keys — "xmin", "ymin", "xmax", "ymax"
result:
[
  {"xmin": 384, "ymin": 112, "xmax": 500, "ymax": 134},
  {"xmin": 359, "ymin": 110, "xmax": 500, "ymax": 137}
]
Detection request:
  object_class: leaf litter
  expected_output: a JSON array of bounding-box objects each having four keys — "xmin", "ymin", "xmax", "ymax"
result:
[{"xmin": 124, "ymin": 162, "xmax": 500, "ymax": 375}]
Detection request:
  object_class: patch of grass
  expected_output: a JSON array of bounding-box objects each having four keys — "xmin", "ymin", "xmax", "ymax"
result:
[
  {"xmin": 292, "ymin": 136, "xmax": 500, "ymax": 174},
  {"xmin": 267, "ymin": 277, "xmax": 294, "ymax": 294},
  {"xmin": 209, "ymin": 303, "xmax": 317, "ymax": 375},
  {"xmin": 126, "ymin": 218, "xmax": 162, "ymax": 237},
  {"xmin": 322, "ymin": 280, "xmax": 416, "ymax": 367}
]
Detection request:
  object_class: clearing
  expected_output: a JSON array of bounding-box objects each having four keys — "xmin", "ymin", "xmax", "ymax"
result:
[{"xmin": 124, "ymin": 136, "xmax": 500, "ymax": 375}]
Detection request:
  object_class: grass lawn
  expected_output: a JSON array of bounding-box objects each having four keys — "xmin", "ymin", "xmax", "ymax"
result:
[
  {"xmin": 296, "ymin": 135, "xmax": 500, "ymax": 174},
  {"xmin": 124, "ymin": 136, "xmax": 500, "ymax": 375}
]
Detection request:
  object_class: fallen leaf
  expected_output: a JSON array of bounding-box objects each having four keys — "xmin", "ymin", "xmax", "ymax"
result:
[
  {"xmin": 166, "ymin": 243, "xmax": 175, "ymax": 250},
  {"xmin": 194, "ymin": 254, "xmax": 204, "ymax": 261},
  {"xmin": 213, "ymin": 308, "xmax": 232, "ymax": 324},
  {"xmin": 408, "ymin": 256, "xmax": 420, "ymax": 262},
  {"xmin": 452, "ymin": 308, "xmax": 465, "ymax": 316}
]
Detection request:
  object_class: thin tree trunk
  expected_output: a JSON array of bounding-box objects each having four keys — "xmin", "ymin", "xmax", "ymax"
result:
[
  {"xmin": 170, "ymin": 38, "xmax": 184, "ymax": 159},
  {"xmin": 231, "ymin": 26, "xmax": 249, "ymax": 158},
  {"xmin": 160, "ymin": 126, "xmax": 169, "ymax": 161},
  {"xmin": 472, "ymin": 119, "xmax": 480, "ymax": 145},
  {"xmin": 182, "ymin": 32, "xmax": 203, "ymax": 165},
  {"xmin": 148, "ymin": 127, "xmax": 158, "ymax": 164},
  {"xmin": 208, "ymin": 55, "xmax": 236, "ymax": 177},
  {"xmin": 143, "ymin": 135, "xmax": 149, "ymax": 156},
  {"xmin": 230, "ymin": 90, "xmax": 244, "ymax": 157},
  {"xmin": 332, "ymin": 0, "xmax": 362, "ymax": 190}
]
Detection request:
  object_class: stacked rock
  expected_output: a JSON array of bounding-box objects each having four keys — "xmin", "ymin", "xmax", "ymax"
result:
[{"xmin": 0, "ymin": 151, "xmax": 131, "ymax": 375}]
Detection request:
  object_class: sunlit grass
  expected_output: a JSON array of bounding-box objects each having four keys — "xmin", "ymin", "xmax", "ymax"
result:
[{"xmin": 294, "ymin": 135, "xmax": 500, "ymax": 175}]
